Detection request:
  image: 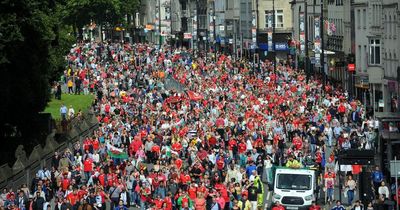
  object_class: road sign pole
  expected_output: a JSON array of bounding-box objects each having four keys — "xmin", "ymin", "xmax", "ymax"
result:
[{"xmin": 396, "ymin": 156, "xmax": 399, "ymax": 210}]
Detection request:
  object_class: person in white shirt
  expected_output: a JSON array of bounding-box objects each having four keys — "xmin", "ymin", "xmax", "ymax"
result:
[
  {"xmin": 378, "ymin": 181, "xmax": 390, "ymax": 199},
  {"xmin": 68, "ymin": 105, "xmax": 75, "ymax": 119},
  {"xmin": 351, "ymin": 200, "xmax": 364, "ymax": 210},
  {"xmin": 92, "ymin": 151, "xmax": 100, "ymax": 163}
]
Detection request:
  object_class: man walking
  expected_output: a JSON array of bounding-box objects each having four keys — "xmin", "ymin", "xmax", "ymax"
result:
[
  {"xmin": 371, "ymin": 166, "xmax": 384, "ymax": 195},
  {"xmin": 60, "ymin": 104, "xmax": 67, "ymax": 121}
]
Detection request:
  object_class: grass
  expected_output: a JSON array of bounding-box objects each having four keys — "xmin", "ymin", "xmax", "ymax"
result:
[{"xmin": 43, "ymin": 94, "xmax": 95, "ymax": 120}]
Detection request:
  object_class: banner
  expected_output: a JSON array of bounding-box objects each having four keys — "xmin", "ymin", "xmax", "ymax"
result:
[
  {"xmin": 193, "ymin": 15, "xmax": 197, "ymax": 38},
  {"xmin": 268, "ymin": 32, "xmax": 273, "ymax": 51},
  {"xmin": 314, "ymin": 16, "xmax": 321, "ymax": 66},
  {"xmin": 299, "ymin": 12, "xmax": 305, "ymax": 56},
  {"xmin": 252, "ymin": 12, "xmax": 257, "ymax": 49},
  {"xmin": 209, "ymin": 14, "xmax": 214, "ymax": 40},
  {"xmin": 267, "ymin": 11, "xmax": 273, "ymax": 52}
]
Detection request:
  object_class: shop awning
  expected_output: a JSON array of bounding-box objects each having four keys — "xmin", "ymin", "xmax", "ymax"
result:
[{"xmin": 354, "ymin": 84, "xmax": 369, "ymax": 89}]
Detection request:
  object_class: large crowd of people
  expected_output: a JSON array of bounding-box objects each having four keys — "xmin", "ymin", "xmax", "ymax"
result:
[{"xmin": 0, "ymin": 41, "xmax": 392, "ymax": 210}]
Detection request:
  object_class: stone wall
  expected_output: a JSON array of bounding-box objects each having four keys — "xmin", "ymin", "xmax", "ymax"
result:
[{"xmin": 0, "ymin": 109, "xmax": 99, "ymax": 189}]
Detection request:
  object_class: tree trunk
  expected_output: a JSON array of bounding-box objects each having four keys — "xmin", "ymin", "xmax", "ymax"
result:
[
  {"xmin": 73, "ymin": 24, "xmax": 77, "ymax": 39},
  {"xmin": 100, "ymin": 24, "xmax": 103, "ymax": 42}
]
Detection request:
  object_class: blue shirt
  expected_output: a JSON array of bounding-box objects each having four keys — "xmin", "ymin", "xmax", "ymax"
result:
[
  {"xmin": 60, "ymin": 106, "xmax": 67, "ymax": 114},
  {"xmin": 246, "ymin": 165, "xmax": 257, "ymax": 177},
  {"xmin": 331, "ymin": 205, "xmax": 345, "ymax": 210},
  {"xmin": 371, "ymin": 170, "xmax": 383, "ymax": 183}
]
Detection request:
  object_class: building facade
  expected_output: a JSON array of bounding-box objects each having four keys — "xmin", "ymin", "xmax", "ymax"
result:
[
  {"xmin": 354, "ymin": 0, "xmax": 400, "ymax": 112},
  {"xmin": 258, "ymin": 0, "xmax": 293, "ymax": 62},
  {"xmin": 291, "ymin": 0, "xmax": 323, "ymax": 75}
]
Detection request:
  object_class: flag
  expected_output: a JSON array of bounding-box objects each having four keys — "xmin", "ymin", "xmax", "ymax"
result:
[
  {"xmin": 107, "ymin": 151, "xmax": 128, "ymax": 159},
  {"xmin": 187, "ymin": 91, "xmax": 204, "ymax": 101},
  {"xmin": 106, "ymin": 142, "xmax": 128, "ymax": 159}
]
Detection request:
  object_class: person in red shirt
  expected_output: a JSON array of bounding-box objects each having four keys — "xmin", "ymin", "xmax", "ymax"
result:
[
  {"xmin": 129, "ymin": 135, "xmax": 142, "ymax": 156},
  {"xmin": 83, "ymin": 157, "xmax": 93, "ymax": 181},
  {"xmin": 153, "ymin": 196, "xmax": 164, "ymax": 209},
  {"xmin": 175, "ymin": 158, "xmax": 183, "ymax": 170},
  {"xmin": 172, "ymin": 142, "xmax": 183, "ymax": 154},
  {"xmin": 66, "ymin": 189, "xmax": 79, "ymax": 206},
  {"xmin": 238, "ymin": 141, "xmax": 247, "ymax": 154},
  {"xmin": 309, "ymin": 201, "xmax": 321, "ymax": 210},
  {"xmin": 292, "ymin": 135, "xmax": 303, "ymax": 150},
  {"xmin": 216, "ymin": 156, "xmax": 225, "ymax": 171},
  {"xmin": 187, "ymin": 183, "xmax": 197, "ymax": 200},
  {"xmin": 271, "ymin": 201, "xmax": 285, "ymax": 210},
  {"xmin": 98, "ymin": 169, "xmax": 106, "ymax": 187},
  {"xmin": 92, "ymin": 138, "xmax": 100, "ymax": 151},
  {"xmin": 62, "ymin": 174, "xmax": 70, "ymax": 191},
  {"xmin": 77, "ymin": 186, "xmax": 88, "ymax": 200},
  {"xmin": 180, "ymin": 171, "xmax": 191, "ymax": 187},
  {"xmin": 83, "ymin": 138, "xmax": 91, "ymax": 152},
  {"xmin": 228, "ymin": 138, "xmax": 237, "ymax": 154},
  {"xmin": 163, "ymin": 192, "xmax": 173, "ymax": 210}
]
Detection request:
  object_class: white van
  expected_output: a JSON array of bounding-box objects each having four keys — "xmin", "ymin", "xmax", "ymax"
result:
[{"xmin": 272, "ymin": 167, "xmax": 316, "ymax": 210}]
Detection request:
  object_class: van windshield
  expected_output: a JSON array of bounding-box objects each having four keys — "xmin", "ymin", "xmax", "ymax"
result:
[{"xmin": 277, "ymin": 173, "xmax": 312, "ymax": 190}]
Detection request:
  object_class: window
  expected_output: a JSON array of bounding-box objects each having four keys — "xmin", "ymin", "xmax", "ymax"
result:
[
  {"xmin": 357, "ymin": 9, "xmax": 360, "ymax": 28},
  {"xmin": 364, "ymin": 45, "xmax": 367, "ymax": 71},
  {"xmin": 265, "ymin": 10, "xmax": 272, "ymax": 28},
  {"xmin": 276, "ymin": 10, "xmax": 284, "ymax": 28},
  {"xmin": 362, "ymin": 9, "xmax": 366, "ymax": 28},
  {"xmin": 277, "ymin": 174, "xmax": 312, "ymax": 190},
  {"xmin": 395, "ymin": 16, "xmax": 397, "ymax": 37},
  {"xmin": 362, "ymin": 45, "xmax": 368, "ymax": 72},
  {"xmin": 369, "ymin": 39, "xmax": 381, "ymax": 65},
  {"xmin": 372, "ymin": 5, "xmax": 376, "ymax": 26},
  {"xmin": 358, "ymin": 45, "xmax": 361, "ymax": 71}
]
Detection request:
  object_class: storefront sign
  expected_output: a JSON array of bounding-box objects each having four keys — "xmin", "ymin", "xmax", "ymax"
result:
[
  {"xmin": 184, "ymin": 33, "xmax": 192, "ymax": 39},
  {"xmin": 275, "ymin": 43, "xmax": 288, "ymax": 51},
  {"xmin": 379, "ymin": 99, "xmax": 384, "ymax": 108},
  {"xmin": 348, "ymin": 63, "xmax": 355, "ymax": 72}
]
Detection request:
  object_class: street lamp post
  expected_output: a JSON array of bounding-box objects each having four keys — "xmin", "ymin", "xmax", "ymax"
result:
[
  {"xmin": 196, "ymin": 0, "xmax": 199, "ymax": 54},
  {"xmin": 213, "ymin": 0, "xmax": 216, "ymax": 61},
  {"xmin": 256, "ymin": 0, "xmax": 260, "ymax": 73},
  {"xmin": 159, "ymin": 0, "xmax": 162, "ymax": 49},
  {"xmin": 304, "ymin": 1, "xmax": 309, "ymax": 82},
  {"xmin": 273, "ymin": 0, "xmax": 276, "ymax": 79},
  {"xmin": 321, "ymin": 0, "xmax": 326, "ymax": 85}
]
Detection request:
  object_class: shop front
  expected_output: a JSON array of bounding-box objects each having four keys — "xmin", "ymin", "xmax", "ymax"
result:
[{"xmin": 354, "ymin": 74, "xmax": 370, "ymax": 106}]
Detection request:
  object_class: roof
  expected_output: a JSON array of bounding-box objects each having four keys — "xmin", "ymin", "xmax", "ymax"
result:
[{"xmin": 275, "ymin": 166, "xmax": 317, "ymax": 171}]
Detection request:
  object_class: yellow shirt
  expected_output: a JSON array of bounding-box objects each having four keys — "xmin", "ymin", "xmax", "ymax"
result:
[{"xmin": 286, "ymin": 159, "xmax": 302, "ymax": 168}]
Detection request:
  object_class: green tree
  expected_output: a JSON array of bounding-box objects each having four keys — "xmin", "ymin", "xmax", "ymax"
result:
[{"xmin": 0, "ymin": 0, "xmax": 73, "ymax": 145}]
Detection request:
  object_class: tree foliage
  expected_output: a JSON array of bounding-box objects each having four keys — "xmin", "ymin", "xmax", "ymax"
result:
[
  {"xmin": 0, "ymin": 0, "xmax": 140, "ymax": 125},
  {"xmin": 62, "ymin": 0, "xmax": 141, "ymax": 37}
]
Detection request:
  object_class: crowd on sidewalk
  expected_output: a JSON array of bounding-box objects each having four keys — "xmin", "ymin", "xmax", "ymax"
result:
[{"xmin": 0, "ymin": 41, "xmax": 393, "ymax": 210}]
